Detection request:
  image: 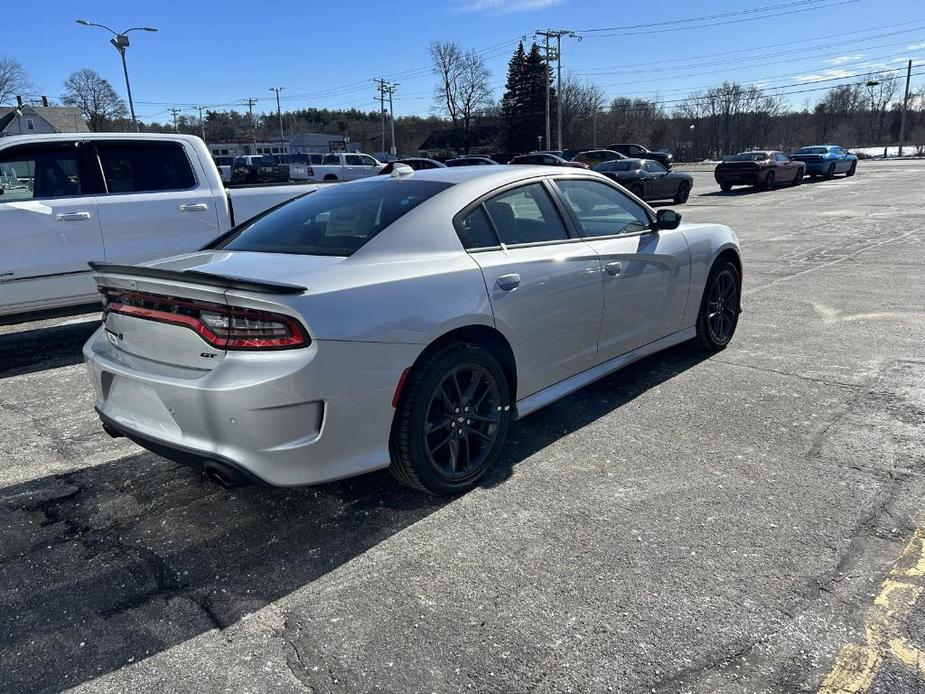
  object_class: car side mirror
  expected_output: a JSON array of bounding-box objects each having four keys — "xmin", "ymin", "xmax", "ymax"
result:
[{"xmin": 654, "ymin": 209, "xmax": 681, "ymax": 231}]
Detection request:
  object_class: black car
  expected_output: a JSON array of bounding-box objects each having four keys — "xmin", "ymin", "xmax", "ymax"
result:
[
  {"xmin": 378, "ymin": 158, "xmax": 446, "ymax": 174},
  {"xmin": 445, "ymin": 156, "xmax": 500, "ymax": 167},
  {"xmin": 508, "ymin": 153, "xmax": 590, "ymax": 169},
  {"xmin": 609, "ymin": 143, "xmax": 673, "ymax": 169},
  {"xmin": 593, "ymin": 158, "xmax": 693, "ymax": 203},
  {"xmin": 714, "ymin": 151, "xmax": 804, "ymax": 191}
]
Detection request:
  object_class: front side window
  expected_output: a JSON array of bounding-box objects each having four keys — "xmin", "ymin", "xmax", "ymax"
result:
[
  {"xmin": 345, "ymin": 155, "xmax": 363, "ymax": 166},
  {"xmin": 555, "ymin": 179, "xmax": 650, "ymax": 237},
  {"xmin": 360, "ymin": 155, "xmax": 378, "ymax": 166},
  {"xmin": 96, "ymin": 143, "xmax": 195, "ymax": 194},
  {"xmin": 0, "ymin": 145, "xmax": 81, "ymax": 201},
  {"xmin": 218, "ymin": 179, "xmax": 453, "ymax": 257},
  {"xmin": 644, "ymin": 161, "xmax": 667, "ymax": 174},
  {"xmin": 482, "ymin": 183, "xmax": 569, "ymax": 246}
]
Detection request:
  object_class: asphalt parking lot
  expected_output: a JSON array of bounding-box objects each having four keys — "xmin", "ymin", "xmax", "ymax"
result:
[{"xmin": 1, "ymin": 160, "xmax": 924, "ymax": 694}]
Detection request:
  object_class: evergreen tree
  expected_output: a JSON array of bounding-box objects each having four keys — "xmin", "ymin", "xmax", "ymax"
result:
[{"xmin": 500, "ymin": 42, "xmax": 556, "ymax": 152}]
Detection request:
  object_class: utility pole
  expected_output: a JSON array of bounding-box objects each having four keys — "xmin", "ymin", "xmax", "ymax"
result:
[
  {"xmin": 197, "ymin": 105, "xmax": 206, "ymax": 141},
  {"xmin": 535, "ymin": 29, "xmax": 577, "ymax": 151},
  {"xmin": 242, "ymin": 98, "xmax": 257, "ymax": 150},
  {"xmin": 898, "ymin": 59, "xmax": 913, "ymax": 158},
  {"xmin": 168, "ymin": 107, "xmax": 182, "ymax": 132},
  {"xmin": 375, "ymin": 78, "xmax": 393, "ymax": 155},
  {"xmin": 386, "ymin": 83, "xmax": 398, "ymax": 156},
  {"xmin": 270, "ymin": 87, "xmax": 285, "ymax": 151}
]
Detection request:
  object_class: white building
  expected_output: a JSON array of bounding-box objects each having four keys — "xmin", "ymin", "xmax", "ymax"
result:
[{"xmin": 0, "ymin": 105, "xmax": 90, "ymax": 137}]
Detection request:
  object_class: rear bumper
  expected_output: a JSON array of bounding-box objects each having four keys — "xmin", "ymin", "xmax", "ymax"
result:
[
  {"xmin": 714, "ymin": 170, "xmax": 760, "ymax": 185},
  {"xmin": 83, "ymin": 325, "xmax": 421, "ymax": 487},
  {"xmin": 800, "ymin": 160, "xmax": 829, "ymax": 174}
]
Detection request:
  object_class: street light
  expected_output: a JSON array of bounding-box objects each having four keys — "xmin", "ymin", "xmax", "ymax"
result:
[{"xmin": 76, "ymin": 19, "xmax": 157, "ymax": 133}]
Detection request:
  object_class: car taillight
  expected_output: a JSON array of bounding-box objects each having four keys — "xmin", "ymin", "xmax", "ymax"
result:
[
  {"xmin": 307, "ymin": 167, "xmax": 314, "ymax": 176},
  {"xmin": 101, "ymin": 289, "xmax": 309, "ymax": 350}
]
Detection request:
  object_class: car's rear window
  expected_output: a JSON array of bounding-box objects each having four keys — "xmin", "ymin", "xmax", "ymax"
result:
[
  {"xmin": 219, "ymin": 179, "xmax": 453, "ymax": 257},
  {"xmin": 796, "ymin": 147, "xmax": 829, "ymax": 154},
  {"xmin": 725, "ymin": 153, "xmax": 769, "ymax": 162}
]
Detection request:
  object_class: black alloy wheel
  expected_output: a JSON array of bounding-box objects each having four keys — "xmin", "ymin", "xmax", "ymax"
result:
[
  {"xmin": 673, "ymin": 181, "xmax": 690, "ymax": 204},
  {"xmin": 763, "ymin": 171, "xmax": 776, "ymax": 191},
  {"xmin": 391, "ymin": 344, "xmax": 511, "ymax": 495},
  {"xmin": 695, "ymin": 260, "xmax": 741, "ymax": 351},
  {"xmin": 846, "ymin": 161, "xmax": 857, "ymax": 177}
]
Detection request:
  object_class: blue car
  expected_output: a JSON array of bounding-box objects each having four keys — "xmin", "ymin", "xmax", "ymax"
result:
[{"xmin": 791, "ymin": 145, "xmax": 858, "ymax": 179}]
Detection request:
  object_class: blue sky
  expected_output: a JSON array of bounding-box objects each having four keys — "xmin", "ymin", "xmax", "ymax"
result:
[{"xmin": 4, "ymin": 0, "xmax": 924, "ymax": 123}]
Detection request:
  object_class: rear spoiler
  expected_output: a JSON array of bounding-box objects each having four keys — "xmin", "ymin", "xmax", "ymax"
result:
[{"xmin": 88, "ymin": 262, "xmax": 307, "ymax": 295}]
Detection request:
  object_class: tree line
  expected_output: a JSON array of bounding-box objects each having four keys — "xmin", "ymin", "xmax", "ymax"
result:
[{"xmin": 3, "ymin": 48, "xmax": 924, "ymax": 160}]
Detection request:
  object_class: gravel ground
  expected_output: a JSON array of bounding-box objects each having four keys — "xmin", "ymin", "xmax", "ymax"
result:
[{"xmin": 1, "ymin": 160, "xmax": 923, "ymax": 694}]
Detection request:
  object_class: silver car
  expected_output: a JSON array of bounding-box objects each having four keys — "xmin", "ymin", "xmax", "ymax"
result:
[{"xmin": 83, "ymin": 166, "xmax": 742, "ymax": 495}]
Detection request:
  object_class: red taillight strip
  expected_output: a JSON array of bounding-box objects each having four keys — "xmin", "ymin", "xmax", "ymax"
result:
[{"xmin": 103, "ymin": 291, "xmax": 309, "ymax": 351}]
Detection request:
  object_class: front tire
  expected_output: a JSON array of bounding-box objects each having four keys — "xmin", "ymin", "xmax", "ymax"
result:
[
  {"xmin": 390, "ymin": 344, "xmax": 511, "ymax": 495},
  {"xmin": 720, "ymin": 183, "xmax": 732, "ymax": 192},
  {"xmin": 629, "ymin": 183, "xmax": 645, "ymax": 199},
  {"xmin": 846, "ymin": 161, "xmax": 857, "ymax": 177},
  {"xmin": 695, "ymin": 259, "xmax": 741, "ymax": 352},
  {"xmin": 673, "ymin": 181, "xmax": 690, "ymax": 204}
]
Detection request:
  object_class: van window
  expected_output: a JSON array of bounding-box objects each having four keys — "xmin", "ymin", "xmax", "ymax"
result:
[
  {"xmin": 96, "ymin": 142, "xmax": 196, "ymax": 193},
  {"xmin": 0, "ymin": 145, "xmax": 82, "ymax": 201}
]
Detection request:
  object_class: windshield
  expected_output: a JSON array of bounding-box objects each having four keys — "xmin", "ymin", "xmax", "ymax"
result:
[
  {"xmin": 595, "ymin": 160, "xmax": 640, "ymax": 172},
  {"xmin": 725, "ymin": 153, "xmax": 769, "ymax": 162},
  {"xmin": 796, "ymin": 146, "xmax": 829, "ymax": 154},
  {"xmin": 219, "ymin": 179, "xmax": 453, "ymax": 257}
]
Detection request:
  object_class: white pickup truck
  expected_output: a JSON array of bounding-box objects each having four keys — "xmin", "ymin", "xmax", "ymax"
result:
[
  {"xmin": 0, "ymin": 133, "xmax": 322, "ymax": 318},
  {"xmin": 309, "ymin": 152, "xmax": 383, "ymax": 181}
]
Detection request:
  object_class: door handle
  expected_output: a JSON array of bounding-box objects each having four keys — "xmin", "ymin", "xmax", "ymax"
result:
[
  {"xmin": 497, "ymin": 273, "xmax": 520, "ymax": 291},
  {"xmin": 180, "ymin": 203, "xmax": 209, "ymax": 212},
  {"xmin": 55, "ymin": 211, "xmax": 91, "ymax": 222},
  {"xmin": 604, "ymin": 261, "xmax": 622, "ymax": 276}
]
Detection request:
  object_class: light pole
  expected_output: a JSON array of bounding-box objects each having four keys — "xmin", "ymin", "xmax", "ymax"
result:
[{"xmin": 76, "ymin": 19, "xmax": 157, "ymax": 133}]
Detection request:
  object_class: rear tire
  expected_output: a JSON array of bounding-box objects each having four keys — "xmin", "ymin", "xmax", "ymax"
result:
[
  {"xmin": 673, "ymin": 181, "xmax": 690, "ymax": 204},
  {"xmin": 824, "ymin": 163, "xmax": 836, "ymax": 180},
  {"xmin": 762, "ymin": 171, "xmax": 776, "ymax": 191},
  {"xmin": 324, "ymin": 174, "xmax": 338, "ymax": 181},
  {"xmin": 720, "ymin": 183, "xmax": 732, "ymax": 192},
  {"xmin": 695, "ymin": 259, "xmax": 741, "ymax": 352},
  {"xmin": 390, "ymin": 343, "xmax": 512, "ymax": 496}
]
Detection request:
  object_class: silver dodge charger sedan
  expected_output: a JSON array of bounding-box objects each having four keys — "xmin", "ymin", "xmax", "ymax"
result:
[{"xmin": 83, "ymin": 165, "xmax": 742, "ymax": 495}]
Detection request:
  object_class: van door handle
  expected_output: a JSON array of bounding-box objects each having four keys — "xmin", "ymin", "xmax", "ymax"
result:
[
  {"xmin": 605, "ymin": 261, "xmax": 622, "ymax": 276},
  {"xmin": 497, "ymin": 273, "xmax": 520, "ymax": 291},
  {"xmin": 180, "ymin": 203, "xmax": 209, "ymax": 212},
  {"xmin": 55, "ymin": 211, "xmax": 91, "ymax": 222}
]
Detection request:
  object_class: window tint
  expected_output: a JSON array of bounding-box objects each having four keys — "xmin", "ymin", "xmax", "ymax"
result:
[
  {"xmin": 629, "ymin": 146, "xmax": 644, "ymax": 155},
  {"xmin": 322, "ymin": 154, "xmax": 340, "ymax": 165},
  {"xmin": 345, "ymin": 155, "xmax": 363, "ymax": 166},
  {"xmin": 644, "ymin": 161, "xmax": 667, "ymax": 173},
  {"xmin": 457, "ymin": 206, "xmax": 499, "ymax": 249},
  {"xmin": 555, "ymin": 179, "xmax": 650, "ymax": 237},
  {"xmin": 360, "ymin": 155, "xmax": 378, "ymax": 166},
  {"xmin": 219, "ymin": 180, "xmax": 453, "ymax": 257},
  {"xmin": 0, "ymin": 145, "xmax": 81, "ymax": 201},
  {"xmin": 97, "ymin": 143, "xmax": 195, "ymax": 193},
  {"xmin": 483, "ymin": 183, "xmax": 569, "ymax": 246}
]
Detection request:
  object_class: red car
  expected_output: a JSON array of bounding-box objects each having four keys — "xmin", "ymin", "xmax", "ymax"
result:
[{"xmin": 508, "ymin": 153, "xmax": 589, "ymax": 169}]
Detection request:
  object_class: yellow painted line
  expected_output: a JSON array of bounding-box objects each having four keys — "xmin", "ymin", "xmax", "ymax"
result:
[{"xmin": 819, "ymin": 529, "xmax": 925, "ymax": 693}]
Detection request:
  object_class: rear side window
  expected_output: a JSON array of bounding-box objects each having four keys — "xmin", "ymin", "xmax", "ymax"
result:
[
  {"xmin": 0, "ymin": 144, "xmax": 82, "ymax": 201},
  {"xmin": 555, "ymin": 179, "xmax": 650, "ymax": 237},
  {"xmin": 457, "ymin": 206, "xmax": 499, "ymax": 249},
  {"xmin": 218, "ymin": 179, "xmax": 453, "ymax": 257},
  {"xmin": 96, "ymin": 143, "xmax": 195, "ymax": 193},
  {"xmin": 482, "ymin": 183, "xmax": 569, "ymax": 246}
]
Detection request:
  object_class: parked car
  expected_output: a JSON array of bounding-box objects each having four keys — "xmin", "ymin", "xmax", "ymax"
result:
[
  {"xmin": 309, "ymin": 152, "xmax": 383, "ymax": 181},
  {"xmin": 84, "ymin": 165, "xmax": 742, "ymax": 494},
  {"xmin": 378, "ymin": 158, "xmax": 446, "ymax": 174},
  {"xmin": 445, "ymin": 156, "xmax": 499, "ymax": 167},
  {"xmin": 0, "ymin": 133, "xmax": 323, "ymax": 318},
  {"xmin": 570, "ymin": 149, "xmax": 627, "ymax": 167},
  {"xmin": 714, "ymin": 151, "xmax": 805, "ymax": 192},
  {"xmin": 790, "ymin": 145, "xmax": 857, "ymax": 179},
  {"xmin": 230, "ymin": 154, "xmax": 265, "ymax": 184},
  {"xmin": 608, "ymin": 144, "xmax": 673, "ymax": 169},
  {"xmin": 212, "ymin": 155, "xmax": 234, "ymax": 184},
  {"xmin": 594, "ymin": 158, "xmax": 693, "ymax": 203},
  {"xmin": 508, "ymin": 153, "xmax": 589, "ymax": 169},
  {"xmin": 257, "ymin": 155, "xmax": 290, "ymax": 184}
]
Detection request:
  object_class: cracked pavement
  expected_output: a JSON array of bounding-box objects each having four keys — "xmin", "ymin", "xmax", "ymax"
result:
[{"xmin": 0, "ymin": 160, "xmax": 924, "ymax": 693}]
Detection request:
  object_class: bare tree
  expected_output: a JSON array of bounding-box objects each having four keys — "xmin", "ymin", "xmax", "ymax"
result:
[
  {"xmin": 0, "ymin": 57, "xmax": 31, "ymax": 105},
  {"xmin": 864, "ymin": 72, "xmax": 900, "ymax": 144},
  {"xmin": 430, "ymin": 41, "xmax": 493, "ymax": 153},
  {"xmin": 61, "ymin": 69, "xmax": 127, "ymax": 132},
  {"xmin": 559, "ymin": 76, "xmax": 605, "ymax": 148}
]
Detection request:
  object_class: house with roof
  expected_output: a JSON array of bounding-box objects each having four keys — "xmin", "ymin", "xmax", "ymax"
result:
[{"xmin": 0, "ymin": 105, "xmax": 90, "ymax": 137}]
